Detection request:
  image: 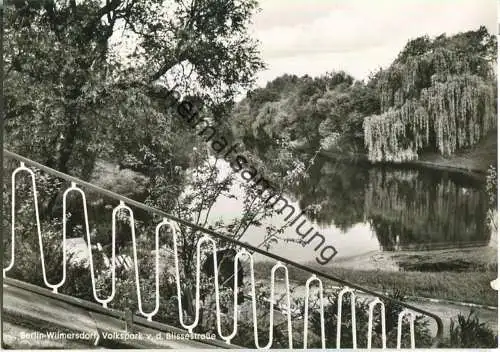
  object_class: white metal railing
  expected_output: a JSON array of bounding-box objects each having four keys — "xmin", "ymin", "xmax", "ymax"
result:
[
  {"xmin": 3, "ymin": 150, "xmax": 444, "ymax": 349},
  {"xmin": 397, "ymin": 309, "xmax": 416, "ymax": 349},
  {"xmin": 303, "ymin": 275, "xmax": 325, "ymax": 349},
  {"xmin": 337, "ymin": 287, "xmax": 357, "ymax": 349},
  {"xmin": 368, "ymin": 298, "xmax": 387, "ymax": 349}
]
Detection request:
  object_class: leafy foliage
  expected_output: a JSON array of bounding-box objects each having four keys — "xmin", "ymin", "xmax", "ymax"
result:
[
  {"xmin": 5, "ymin": 0, "xmax": 265, "ymax": 216},
  {"xmin": 231, "ymin": 27, "xmax": 496, "ymax": 170},
  {"xmin": 232, "ymin": 71, "xmax": 374, "ymax": 162},
  {"xmin": 486, "ymin": 164, "xmax": 498, "ymax": 210},
  {"xmin": 364, "ymin": 27, "xmax": 497, "ymax": 162},
  {"xmin": 441, "ymin": 310, "xmax": 498, "ymax": 348},
  {"xmin": 486, "ymin": 164, "xmax": 498, "ymax": 232}
]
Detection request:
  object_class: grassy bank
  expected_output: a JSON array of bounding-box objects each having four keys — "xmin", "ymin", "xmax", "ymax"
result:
[
  {"xmin": 415, "ymin": 131, "xmax": 497, "ymax": 174},
  {"xmin": 318, "ymin": 131, "xmax": 497, "ymax": 177},
  {"xmin": 254, "ymin": 261, "xmax": 498, "ymax": 307},
  {"xmin": 318, "ymin": 267, "xmax": 497, "ymax": 307}
]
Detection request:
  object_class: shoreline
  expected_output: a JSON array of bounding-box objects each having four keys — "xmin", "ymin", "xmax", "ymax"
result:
[
  {"xmin": 316, "ymin": 131, "xmax": 497, "ymax": 180},
  {"xmin": 317, "ymin": 150, "xmax": 487, "ymax": 181}
]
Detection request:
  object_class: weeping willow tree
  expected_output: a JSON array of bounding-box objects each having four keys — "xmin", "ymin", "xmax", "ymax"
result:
[
  {"xmin": 363, "ymin": 100, "xmax": 427, "ymax": 162},
  {"xmin": 422, "ymin": 74, "xmax": 496, "ymax": 155},
  {"xmin": 364, "ymin": 27, "xmax": 497, "ymax": 162}
]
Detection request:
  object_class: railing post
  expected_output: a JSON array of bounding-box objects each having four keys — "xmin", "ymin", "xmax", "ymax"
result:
[
  {"xmin": 127, "ymin": 207, "xmax": 164, "ymax": 322},
  {"xmin": 304, "ymin": 275, "xmax": 325, "ymax": 349},
  {"xmin": 5, "ymin": 163, "xmax": 67, "ymax": 292},
  {"xmin": 272, "ymin": 262, "xmax": 293, "ymax": 350},
  {"xmin": 172, "ymin": 222, "xmax": 220, "ymax": 335},
  {"xmin": 367, "ymin": 298, "xmax": 386, "ymax": 349},
  {"xmin": 397, "ymin": 309, "xmax": 416, "ymax": 349},
  {"xmin": 125, "ymin": 308, "xmax": 134, "ymax": 332},
  {"xmin": 337, "ymin": 287, "xmax": 357, "ymax": 349},
  {"xmin": 217, "ymin": 249, "xmax": 247, "ymax": 345}
]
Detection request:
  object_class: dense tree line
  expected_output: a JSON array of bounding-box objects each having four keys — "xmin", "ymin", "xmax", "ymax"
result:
[
  {"xmin": 231, "ymin": 26, "xmax": 497, "ymax": 167},
  {"xmin": 5, "ymin": 0, "xmax": 264, "ymax": 211},
  {"xmin": 232, "ymin": 71, "xmax": 380, "ymax": 159}
]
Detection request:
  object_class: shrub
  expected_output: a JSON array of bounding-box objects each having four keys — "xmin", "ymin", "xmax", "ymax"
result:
[
  {"xmin": 486, "ymin": 164, "xmax": 497, "ymax": 210},
  {"xmin": 440, "ymin": 310, "xmax": 498, "ymax": 348}
]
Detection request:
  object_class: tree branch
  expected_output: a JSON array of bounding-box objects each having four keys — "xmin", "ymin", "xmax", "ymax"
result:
[{"xmin": 149, "ymin": 57, "xmax": 184, "ymax": 83}]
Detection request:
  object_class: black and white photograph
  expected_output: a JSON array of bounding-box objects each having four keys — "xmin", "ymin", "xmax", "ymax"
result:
[{"xmin": 1, "ymin": 0, "xmax": 498, "ymax": 349}]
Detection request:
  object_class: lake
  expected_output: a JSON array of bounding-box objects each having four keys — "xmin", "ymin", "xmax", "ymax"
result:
[{"xmin": 208, "ymin": 156, "xmax": 495, "ymax": 272}]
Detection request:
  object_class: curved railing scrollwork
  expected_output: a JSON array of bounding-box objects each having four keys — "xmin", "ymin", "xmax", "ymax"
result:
[{"xmin": 3, "ymin": 149, "xmax": 444, "ymax": 349}]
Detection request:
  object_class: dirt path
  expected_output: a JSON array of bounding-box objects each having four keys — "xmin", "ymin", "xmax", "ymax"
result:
[
  {"xmin": 410, "ymin": 299, "xmax": 497, "ymax": 338},
  {"xmin": 2, "ymin": 282, "xmax": 226, "ymax": 349}
]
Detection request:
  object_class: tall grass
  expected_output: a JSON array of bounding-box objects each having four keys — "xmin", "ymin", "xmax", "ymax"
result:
[{"xmin": 254, "ymin": 262, "xmax": 498, "ymax": 306}]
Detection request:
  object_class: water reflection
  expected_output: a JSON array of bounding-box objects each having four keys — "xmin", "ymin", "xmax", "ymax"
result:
[{"xmin": 291, "ymin": 157, "xmax": 490, "ymax": 252}]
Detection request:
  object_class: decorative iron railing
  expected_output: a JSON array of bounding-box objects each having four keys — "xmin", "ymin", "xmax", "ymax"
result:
[{"xmin": 2, "ymin": 149, "xmax": 444, "ymax": 349}]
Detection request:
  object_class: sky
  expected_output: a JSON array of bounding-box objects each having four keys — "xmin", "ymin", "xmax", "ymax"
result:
[{"xmin": 249, "ymin": 0, "xmax": 498, "ymax": 87}]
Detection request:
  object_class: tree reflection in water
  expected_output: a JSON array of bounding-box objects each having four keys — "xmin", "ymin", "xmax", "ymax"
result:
[{"xmin": 289, "ymin": 157, "xmax": 490, "ymax": 252}]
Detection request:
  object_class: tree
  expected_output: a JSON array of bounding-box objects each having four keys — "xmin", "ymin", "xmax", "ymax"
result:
[
  {"xmin": 5, "ymin": 0, "xmax": 265, "ymax": 217},
  {"xmin": 486, "ymin": 164, "xmax": 498, "ymax": 233},
  {"xmin": 364, "ymin": 27, "xmax": 497, "ymax": 162},
  {"xmin": 157, "ymin": 145, "xmax": 294, "ymax": 324}
]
